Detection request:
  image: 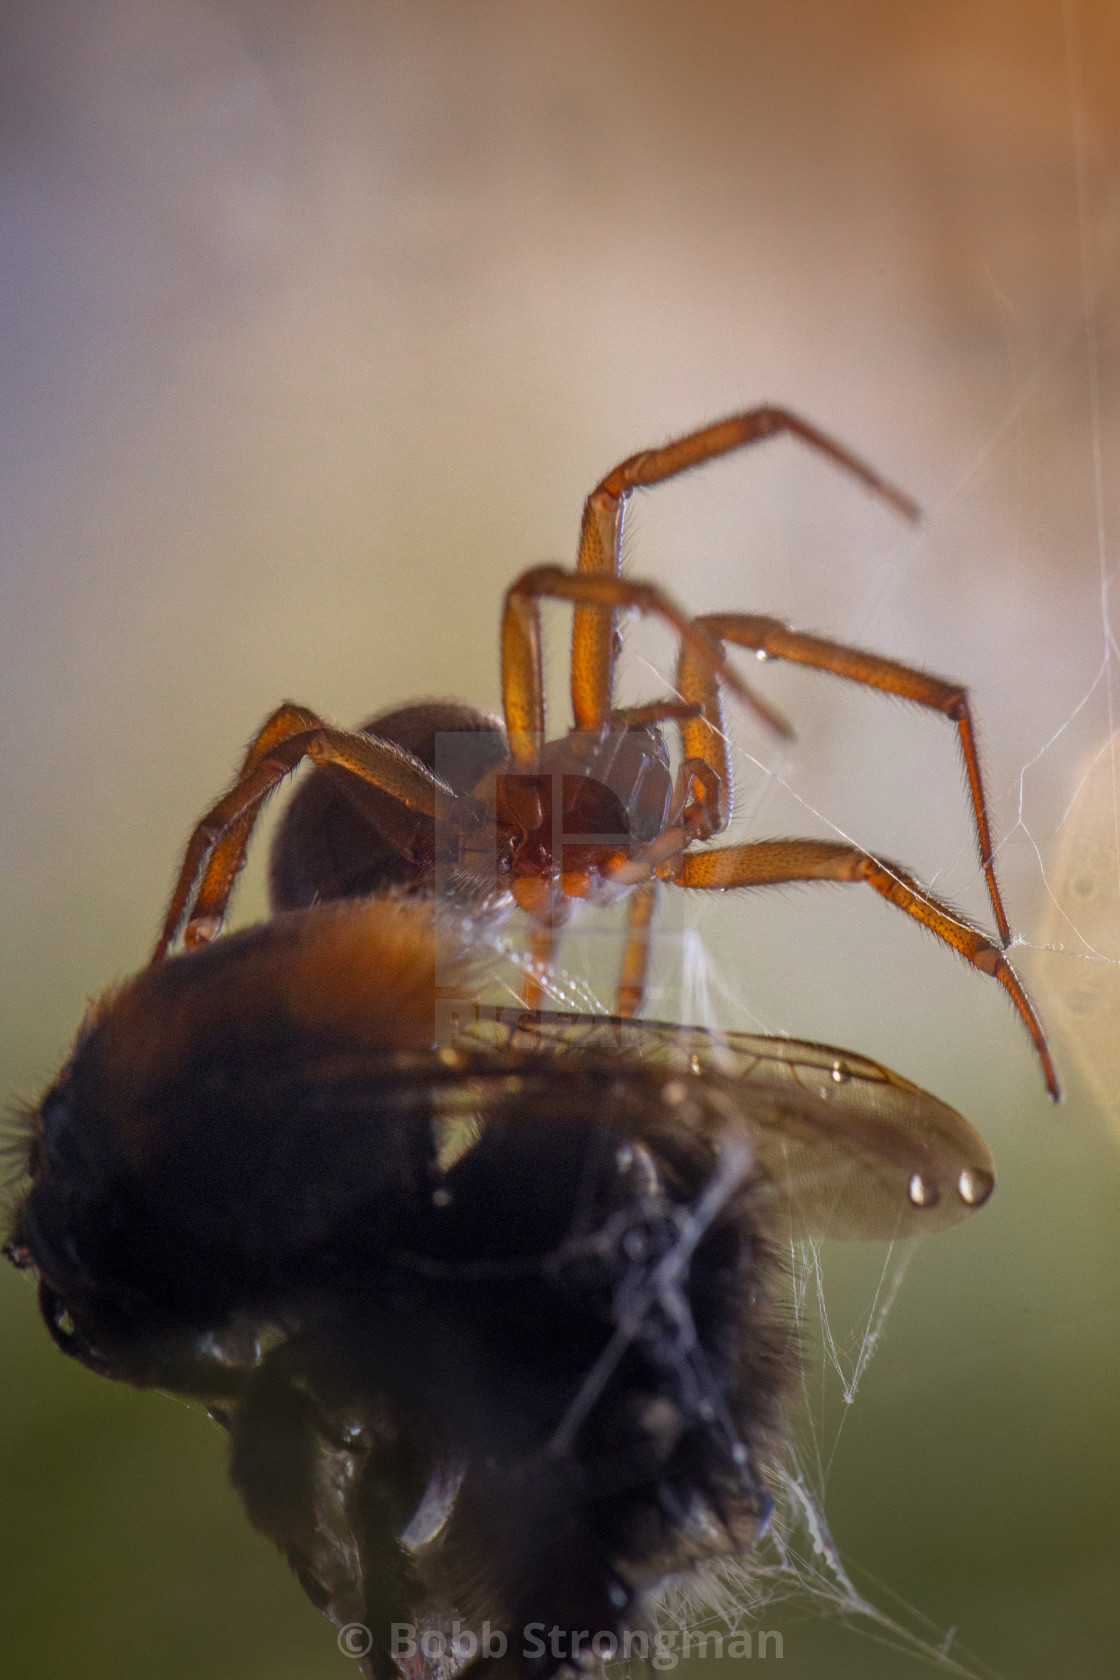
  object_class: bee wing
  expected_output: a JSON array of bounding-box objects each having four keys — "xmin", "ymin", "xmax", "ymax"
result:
[{"xmin": 450, "ymin": 1009, "xmax": 994, "ymax": 1240}]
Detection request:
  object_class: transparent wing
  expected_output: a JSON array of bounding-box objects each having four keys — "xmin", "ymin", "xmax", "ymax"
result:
[{"xmin": 447, "ymin": 1007, "xmax": 995, "ymax": 1241}]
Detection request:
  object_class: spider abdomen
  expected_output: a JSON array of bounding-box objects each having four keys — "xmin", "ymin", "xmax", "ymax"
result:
[{"xmin": 270, "ymin": 701, "xmax": 507, "ymax": 912}]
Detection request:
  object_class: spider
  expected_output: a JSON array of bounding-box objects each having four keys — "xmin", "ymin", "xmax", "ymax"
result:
[{"xmin": 151, "ymin": 408, "xmax": 1058, "ymax": 1099}]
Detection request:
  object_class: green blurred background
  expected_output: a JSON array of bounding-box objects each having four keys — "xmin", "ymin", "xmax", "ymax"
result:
[{"xmin": 2, "ymin": 2, "xmax": 1119, "ymax": 1676}]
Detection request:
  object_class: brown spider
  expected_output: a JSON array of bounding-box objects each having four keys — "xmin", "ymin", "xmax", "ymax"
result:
[{"xmin": 152, "ymin": 409, "xmax": 1058, "ymax": 1099}]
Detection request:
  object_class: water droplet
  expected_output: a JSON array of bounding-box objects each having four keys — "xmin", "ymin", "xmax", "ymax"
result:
[
  {"xmin": 696, "ymin": 1398, "xmax": 716, "ymax": 1420},
  {"xmin": 689, "ymin": 1052, "xmax": 703, "ymax": 1075},
  {"xmin": 731, "ymin": 1441, "xmax": 749, "ymax": 1464},
  {"xmin": 184, "ymin": 915, "xmax": 222, "ymax": 948},
  {"xmin": 608, "ymin": 1583, "xmax": 628, "ymax": 1609},
  {"xmin": 432, "ymin": 1187, "xmax": 453, "ymax": 1208},
  {"xmin": 755, "ymin": 648, "xmax": 772, "ymax": 662},
  {"xmin": 957, "ymin": 1167, "xmax": 995, "ymax": 1207},
  {"xmin": 831, "ymin": 1059, "xmax": 851, "ymax": 1084},
  {"xmin": 907, "ymin": 1172, "xmax": 940, "ymax": 1209}
]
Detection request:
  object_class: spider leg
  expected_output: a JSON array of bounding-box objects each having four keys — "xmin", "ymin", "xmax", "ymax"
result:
[
  {"xmin": 522, "ymin": 918, "xmax": 557, "ymax": 1011},
  {"xmin": 674, "ymin": 838, "xmax": 1059, "ymax": 1099},
  {"xmin": 501, "ymin": 565, "xmax": 791, "ymax": 766},
  {"xmin": 678, "ymin": 612, "xmax": 1013, "ymax": 947},
  {"xmin": 163, "ymin": 702, "xmax": 320, "ymax": 962},
  {"xmin": 609, "ymin": 697, "xmax": 702, "ymax": 729},
  {"xmin": 597, "ymin": 762, "xmax": 715, "ymax": 1026},
  {"xmin": 617, "ymin": 880, "xmax": 658, "ymax": 1018},
  {"xmin": 572, "ymin": 408, "xmax": 918, "ymax": 731},
  {"xmin": 499, "ymin": 563, "xmax": 790, "ymax": 1007},
  {"xmin": 152, "ymin": 703, "xmax": 468, "ymax": 961}
]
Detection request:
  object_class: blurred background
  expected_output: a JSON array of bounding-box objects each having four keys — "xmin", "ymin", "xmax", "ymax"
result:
[{"xmin": 2, "ymin": 1, "xmax": 1119, "ymax": 1675}]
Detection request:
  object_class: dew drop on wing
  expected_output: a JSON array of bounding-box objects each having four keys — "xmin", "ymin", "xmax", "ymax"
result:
[
  {"xmin": 957, "ymin": 1166, "xmax": 994, "ymax": 1207},
  {"xmin": 907, "ymin": 1172, "xmax": 940, "ymax": 1209}
]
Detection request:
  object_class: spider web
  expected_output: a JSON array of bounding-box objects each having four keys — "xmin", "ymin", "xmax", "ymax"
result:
[{"xmin": 484, "ymin": 925, "xmax": 1001, "ymax": 1680}]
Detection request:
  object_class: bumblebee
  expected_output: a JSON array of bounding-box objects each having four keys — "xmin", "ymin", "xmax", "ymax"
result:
[
  {"xmin": 4, "ymin": 891, "xmax": 994, "ymax": 1680},
  {"xmin": 5, "ymin": 412, "xmax": 1019, "ymax": 1679}
]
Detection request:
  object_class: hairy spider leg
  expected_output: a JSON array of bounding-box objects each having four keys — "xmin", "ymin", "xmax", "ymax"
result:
[
  {"xmin": 501, "ymin": 564, "xmax": 790, "ymax": 1009},
  {"xmin": 570, "ymin": 408, "xmax": 919, "ymax": 733},
  {"xmin": 608, "ymin": 697, "xmax": 704, "ymax": 730},
  {"xmin": 500, "ymin": 565, "xmax": 791, "ymax": 767},
  {"xmin": 161, "ymin": 702, "xmax": 321, "ymax": 959},
  {"xmin": 617, "ymin": 881, "xmax": 658, "ymax": 1019},
  {"xmin": 503, "ymin": 566, "xmax": 792, "ymax": 1010},
  {"xmin": 606, "ymin": 753, "xmax": 722, "ymax": 1018},
  {"xmin": 522, "ymin": 921, "xmax": 558, "ymax": 1013},
  {"xmin": 670, "ymin": 838, "xmax": 1059, "ymax": 1101},
  {"xmin": 677, "ymin": 613, "xmax": 1012, "ymax": 947},
  {"xmin": 153, "ymin": 703, "xmax": 467, "ymax": 961}
]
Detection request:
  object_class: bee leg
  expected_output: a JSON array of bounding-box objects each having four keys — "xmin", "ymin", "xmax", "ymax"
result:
[
  {"xmin": 342, "ymin": 1434, "xmax": 442, "ymax": 1680},
  {"xmin": 227, "ymin": 1358, "xmax": 427, "ymax": 1667},
  {"xmin": 448, "ymin": 1459, "xmax": 644, "ymax": 1680},
  {"xmin": 226, "ymin": 1363, "xmax": 340, "ymax": 1613}
]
